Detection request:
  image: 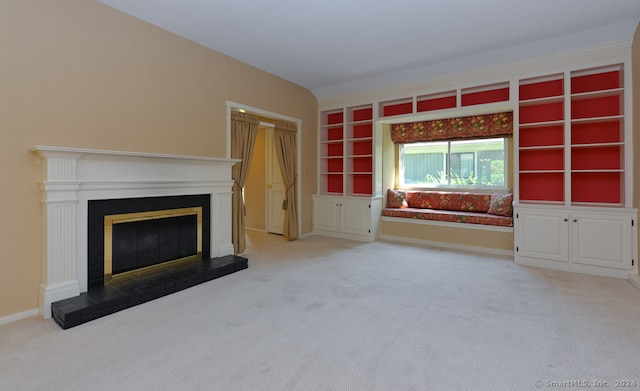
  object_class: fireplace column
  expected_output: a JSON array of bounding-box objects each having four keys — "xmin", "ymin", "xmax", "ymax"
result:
[{"xmin": 36, "ymin": 151, "xmax": 82, "ymax": 319}]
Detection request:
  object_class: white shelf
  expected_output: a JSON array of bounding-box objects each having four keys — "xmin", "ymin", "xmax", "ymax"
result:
[
  {"xmin": 570, "ymin": 115, "xmax": 623, "ymax": 124},
  {"xmin": 519, "ymin": 95, "xmax": 564, "ymax": 106},
  {"xmin": 570, "ymin": 87, "xmax": 623, "ymax": 100},
  {"xmin": 570, "ymin": 142, "xmax": 623, "ymax": 149},
  {"xmin": 519, "ymin": 120, "xmax": 564, "ymax": 128},
  {"xmin": 519, "ymin": 145, "xmax": 564, "ymax": 151}
]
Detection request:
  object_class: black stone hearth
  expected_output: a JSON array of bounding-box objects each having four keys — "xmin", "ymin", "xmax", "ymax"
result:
[{"xmin": 51, "ymin": 255, "xmax": 247, "ymax": 329}]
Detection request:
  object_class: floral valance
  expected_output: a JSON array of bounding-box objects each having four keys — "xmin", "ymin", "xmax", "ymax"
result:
[{"xmin": 391, "ymin": 112, "xmax": 513, "ymax": 144}]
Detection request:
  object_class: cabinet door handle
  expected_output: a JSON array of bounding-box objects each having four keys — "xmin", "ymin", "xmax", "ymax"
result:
[
  {"xmin": 564, "ymin": 218, "xmax": 568, "ymax": 222},
  {"xmin": 573, "ymin": 219, "xmax": 577, "ymax": 223}
]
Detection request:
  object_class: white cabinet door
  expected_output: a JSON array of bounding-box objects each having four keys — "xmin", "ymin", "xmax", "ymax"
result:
[
  {"xmin": 572, "ymin": 212, "xmax": 633, "ymax": 270},
  {"xmin": 340, "ymin": 199, "xmax": 371, "ymax": 236},
  {"xmin": 313, "ymin": 196, "xmax": 340, "ymax": 233},
  {"xmin": 516, "ymin": 208, "xmax": 569, "ymax": 262}
]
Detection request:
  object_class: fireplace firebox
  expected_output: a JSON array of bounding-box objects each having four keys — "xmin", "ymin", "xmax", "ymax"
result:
[
  {"xmin": 105, "ymin": 206, "xmax": 203, "ymax": 285},
  {"xmin": 88, "ymin": 195, "xmax": 210, "ymax": 289}
]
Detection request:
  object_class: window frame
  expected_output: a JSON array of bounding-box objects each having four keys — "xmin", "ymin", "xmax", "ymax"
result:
[{"xmin": 398, "ymin": 137, "xmax": 509, "ymax": 191}]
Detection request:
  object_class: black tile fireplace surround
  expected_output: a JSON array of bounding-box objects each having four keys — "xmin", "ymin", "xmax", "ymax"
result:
[
  {"xmin": 87, "ymin": 194, "xmax": 211, "ymax": 289},
  {"xmin": 50, "ymin": 194, "xmax": 248, "ymax": 329}
]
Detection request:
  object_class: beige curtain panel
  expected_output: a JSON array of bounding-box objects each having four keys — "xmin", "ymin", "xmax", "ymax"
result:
[
  {"xmin": 231, "ymin": 111, "xmax": 259, "ymax": 254},
  {"xmin": 274, "ymin": 120, "xmax": 298, "ymax": 240}
]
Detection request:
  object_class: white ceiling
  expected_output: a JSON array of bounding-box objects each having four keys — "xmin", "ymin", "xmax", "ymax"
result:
[{"xmin": 98, "ymin": 0, "xmax": 640, "ymax": 100}]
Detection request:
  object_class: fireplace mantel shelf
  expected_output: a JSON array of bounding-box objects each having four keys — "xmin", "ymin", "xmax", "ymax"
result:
[{"xmin": 31, "ymin": 145, "xmax": 240, "ymax": 164}]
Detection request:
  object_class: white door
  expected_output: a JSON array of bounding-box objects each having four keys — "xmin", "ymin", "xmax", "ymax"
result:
[
  {"xmin": 516, "ymin": 208, "xmax": 569, "ymax": 262},
  {"xmin": 340, "ymin": 198, "xmax": 371, "ymax": 236},
  {"xmin": 266, "ymin": 128, "xmax": 286, "ymax": 235},
  {"xmin": 313, "ymin": 196, "xmax": 340, "ymax": 233},
  {"xmin": 572, "ymin": 212, "xmax": 633, "ymax": 270}
]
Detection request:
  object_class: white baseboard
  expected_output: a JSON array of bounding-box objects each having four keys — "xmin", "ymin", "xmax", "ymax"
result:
[
  {"xmin": 628, "ymin": 274, "xmax": 640, "ymax": 293},
  {"xmin": 380, "ymin": 234, "xmax": 514, "ymax": 258},
  {"xmin": 0, "ymin": 309, "xmax": 39, "ymax": 326}
]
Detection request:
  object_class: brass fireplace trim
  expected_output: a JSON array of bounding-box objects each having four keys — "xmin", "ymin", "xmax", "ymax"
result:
[{"xmin": 104, "ymin": 207, "xmax": 203, "ymax": 286}]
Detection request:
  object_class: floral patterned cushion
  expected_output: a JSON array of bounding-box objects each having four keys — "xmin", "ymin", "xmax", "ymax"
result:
[
  {"xmin": 407, "ymin": 191, "xmax": 443, "ymax": 209},
  {"xmin": 441, "ymin": 192, "xmax": 491, "ymax": 213},
  {"xmin": 387, "ymin": 189, "xmax": 408, "ymax": 208},
  {"xmin": 382, "ymin": 208, "xmax": 513, "ymax": 227},
  {"xmin": 487, "ymin": 193, "xmax": 513, "ymax": 216},
  {"xmin": 383, "ymin": 190, "xmax": 514, "ymax": 227}
]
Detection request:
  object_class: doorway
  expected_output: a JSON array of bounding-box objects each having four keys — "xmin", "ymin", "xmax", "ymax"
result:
[
  {"xmin": 226, "ymin": 101, "xmax": 301, "ymax": 247},
  {"xmin": 245, "ymin": 125, "xmax": 285, "ymax": 235}
]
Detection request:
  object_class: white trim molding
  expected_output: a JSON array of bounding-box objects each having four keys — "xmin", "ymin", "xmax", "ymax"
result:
[
  {"xmin": 31, "ymin": 146, "xmax": 239, "ymax": 319},
  {"xmin": 0, "ymin": 309, "xmax": 39, "ymax": 326}
]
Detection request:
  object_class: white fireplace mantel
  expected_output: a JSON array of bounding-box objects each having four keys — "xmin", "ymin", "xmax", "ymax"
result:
[{"xmin": 31, "ymin": 146, "xmax": 239, "ymax": 319}]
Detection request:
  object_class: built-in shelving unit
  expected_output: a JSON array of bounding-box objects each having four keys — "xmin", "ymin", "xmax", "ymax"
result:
[
  {"xmin": 569, "ymin": 65, "xmax": 625, "ymax": 206},
  {"xmin": 319, "ymin": 105, "xmax": 375, "ymax": 196},
  {"xmin": 518, "ymin": 73, "xmax": 565, "ymax": 203},
  {"xmin": 319, "ymin": 109, "xmax": 345, "ymax": 195},
  {"xmin": 514, "ymin": 63, "xmax": 636, "ymax": 279},
  {"xmin": 346, "ymin": 105, "xmax": 374, "ymax": 196}
]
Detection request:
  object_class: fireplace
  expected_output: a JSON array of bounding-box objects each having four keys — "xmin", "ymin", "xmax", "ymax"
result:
[
  {"xmin": 104, "ymin": 207, "xmax": 202, "ymax": 285},
  {"xmin": 87, "ymin": 195, "xmax": 211, "ymax": 288},
  {"xmin": 88, "ymin": 201, "xmax": 208, "ymax": 292},
  {"xmin": 32, "ymin": 146, "xmax": 242, "ymax": 321}
]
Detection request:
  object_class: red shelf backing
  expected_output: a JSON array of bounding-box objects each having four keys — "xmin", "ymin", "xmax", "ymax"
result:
[
  {"xmin": 571, "ymin": 95, "xmax": 621, "ymax": 119},
  {"xmin": 571, "ymin": 121, "xmax": 622, "ymax": 145},
  {"xmin": 326, "ymin": 174, "xmax": 343, "ymax": 194},
  {"xmin": 571, "ymin": 172, "xmax": 621, "ymax": 204},
  {"xmin": 352, "ymin": 157, "xmax": 372, "ymax": 173},
  {"xmin": 326, "ymin": 158, "xmax": 343, "ymax": 173},
  {"xmin": 327, "ymin": 112, "xmax": 343, "ymax": 125},
  {"xmin": 520, "ymin": 79, "xmax": 563, "ymax": 100},
  {"xmin": 519, "ymin": 125, "xmax": 564, "ymax": 147},
  {"xmin": 519, "ymin": 173, "xmax": 564, "ymax": 202},
  {"xmin": 519, "ymin": 149, "xmax": 564, "ymax": 171},
  {"xmin": 352, "ymin": 124, "xmax": 372, "ymax": 139},
  {"xmin": 352, "ymin": 107, "xmax": 373, "ymax": 122},
  {"xmin": 326, "ymin": 126, "xmax": 343, "ymax": 141},
  {"xmin": 352, "ymin": 140, "xmax": 372, "ymax": 155},
  {"xmin": 417, "ymin": 95, "xmax": 457, "ymax": 112},
  {"xmin": 571, "ymin": 146, "xmax": 621, "ymax": 171},
  {"xmin": 352, "ymin": 174, "xmax": 372, "ymax": 195},
  {"xmin": 382, "ymin": 102, "xmax": 413, "ymax": 117},
  {"xmin": 519, "ymin": 102, "xmax": 564, "ymax": 124},
  {"xmin": 571, "ymin": 70, "xmax": 621, "ymax": 94},
  {"xmin": 462, "ymin": 87, "xmax": 509, "ymax": 106},
  {"xmin": 327, "ymin": 143, "xmax": 343, "ymax": 157}
]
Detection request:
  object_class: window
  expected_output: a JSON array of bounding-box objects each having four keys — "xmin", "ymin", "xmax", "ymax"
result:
[{"xmin": 400, "ymin": 138, "xmax": 506, "ymax": 189}]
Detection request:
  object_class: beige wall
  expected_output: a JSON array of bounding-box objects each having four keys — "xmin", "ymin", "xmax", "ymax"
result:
[
  {"xmin": 381, "ymin": 221, "xmax": 514, "ymax": 253},
  {"xmin": 0, "ymin": 0, "xmax": 317, "ymax": 318}
]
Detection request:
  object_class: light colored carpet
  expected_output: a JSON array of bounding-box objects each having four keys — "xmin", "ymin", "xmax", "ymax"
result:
[{"xmin": 1, "ymin": 232, "xmax": 639, "ymax": 391}]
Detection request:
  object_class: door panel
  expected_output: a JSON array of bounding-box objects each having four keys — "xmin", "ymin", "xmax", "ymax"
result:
[
  {"xmin": 517, "ymin": 209, "xmax": 569, "ymax": 262},
  {"xmin": 267, "ymin": 128, "xmax": 285, "ymax": 235},
  {"xmin": 572, "ymin": 213, "xmax": 632, "ymax": 269}
]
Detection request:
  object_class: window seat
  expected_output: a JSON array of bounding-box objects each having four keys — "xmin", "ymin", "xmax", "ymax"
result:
[{"xmin": 382, "ymin": 190, "xmax": 513, "ymax": 228}]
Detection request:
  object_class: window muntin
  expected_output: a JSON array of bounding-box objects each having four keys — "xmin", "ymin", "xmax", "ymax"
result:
[{"xmin": 400, "ymin": 138, "xmax": 506, "ymax": 189}]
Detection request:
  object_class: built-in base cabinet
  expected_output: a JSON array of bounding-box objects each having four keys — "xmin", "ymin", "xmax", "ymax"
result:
[
  {"xmin": 514, "ymin": 205, "xmax": 637, "ymax": 278},
  {"xmin": 313, "ymin": 195, "xmax": 382, "ymax": 242}
]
